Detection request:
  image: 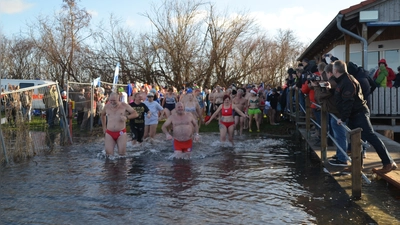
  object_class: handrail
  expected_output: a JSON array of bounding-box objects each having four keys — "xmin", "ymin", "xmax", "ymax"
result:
[
  {"xmin": 287, "ymin": 88, "xmax": 370, "ymax": 198},
  {"xmin": 310, "ymin": 99, "xmax": 371, "ymax": 185}
]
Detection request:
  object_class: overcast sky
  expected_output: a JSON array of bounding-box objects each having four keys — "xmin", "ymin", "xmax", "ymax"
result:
[{"xmin": 0, "ymin": 0, "xmax": 363, "ymax": 43}]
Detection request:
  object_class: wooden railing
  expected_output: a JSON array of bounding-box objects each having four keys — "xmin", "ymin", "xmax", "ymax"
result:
[
  {"xmin": 370, "ymin": 87, "xmax": 400, "ymax": 116},
  {"xmin": 287, "ymin": 88, "xmax": 367, "ymax": 199}
]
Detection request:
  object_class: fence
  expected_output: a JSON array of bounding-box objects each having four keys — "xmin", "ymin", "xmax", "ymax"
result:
[
  {"xmin": 0, "ymin": 81, "xmax": 71, "ymax": 165},
  {"xmin": 370, "ymin": 87, "xmax": 400, "ymax": 116},
  {"xmin": 67, "ymin": 80, "xmax": 127, "ymax": 132}
]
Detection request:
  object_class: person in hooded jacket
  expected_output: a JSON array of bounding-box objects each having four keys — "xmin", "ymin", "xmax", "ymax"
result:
[
  {"xmin": 347, "ymin": 62, "xmax": 376, "ymax": 109},
  {"xmin": 373, "ymin": 59, "xmax": 396, "ymax": 88}
]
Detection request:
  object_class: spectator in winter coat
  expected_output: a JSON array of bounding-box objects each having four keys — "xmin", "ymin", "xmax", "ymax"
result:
[
  {"xmin": 347, "ymin": 62, "xmax": 375, "ymax": 109},
  {"xmin": 393, "ymin": 66, "xmax": 400, "ymax": 88},
  {"xmin": 373, "ymin": 58, "xmax": 396, "ymax": 88}
]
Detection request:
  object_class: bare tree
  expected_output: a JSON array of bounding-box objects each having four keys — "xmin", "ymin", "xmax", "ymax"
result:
[
  {"xmin": 29, "ymin": 0, "xmax": 92, "ymax": 86},
  {"xmin": 203, "ymin": 5, "xmax": 258, "ymax": 87},
  {"xmin": 268, "ymin": 29, "xmax": 305, "ymax": 87},
  {"xmin": 142, "ymin": 0, "xmax": 206, "ymax": 88}
]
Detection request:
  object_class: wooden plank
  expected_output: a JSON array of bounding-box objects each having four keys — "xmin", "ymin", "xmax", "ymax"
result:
[
  {"xmin": 372, "ymin": 168, "xmax": 400, "ymax": 190},
  {"xmin": 371, "ymin": 88, "xmax": 379, "ymax": 115},
  {"xmin": 384, "ymin": 87, "xmax": 390, "ymax": 115},
  {"xmin": 379, "ymin": 88, "xmax": 385, "ymax": 114}
]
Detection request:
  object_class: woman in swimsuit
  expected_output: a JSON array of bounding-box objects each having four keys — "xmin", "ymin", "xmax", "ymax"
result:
[
  {"xmin": 247, "ymin": 89, "xmax": 261, "ymax": 132},
  {"xmin": 182, "ymin": 90, "xmax": 202, "ymax": 129},
  {"xmin": 205, "ymin": 95, "xmax": 248, "ymax": 145},
  {"xmin": 161, "ymin": 87, "xmax": 178, "ymax": 120}
]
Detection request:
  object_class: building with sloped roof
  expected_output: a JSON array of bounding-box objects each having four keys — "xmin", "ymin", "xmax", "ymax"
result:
[{"xmin": 299, "ymin": 0, "xmax": 400, "ymax": 71}]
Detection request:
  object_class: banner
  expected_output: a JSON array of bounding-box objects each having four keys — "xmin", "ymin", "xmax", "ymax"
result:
[
  {"xmin": 112, "ymin": 62, "xmax": 120, "ymax": 92},
  {"xmin": 127, "ymin": 83, "xmax": 133, "ymax": 96},
  {"xmin": 92, "ymin": 77, "xmax": 100, "ymax": 87}
]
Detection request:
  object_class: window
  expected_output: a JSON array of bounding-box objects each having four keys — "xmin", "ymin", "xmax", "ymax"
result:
[
  {"xmin": 349, "ymin": 52, "xmax": 362, "ymax": 66},
  {"xmin": 19, "ymin": 83, "xmax": 35, "ymax": 89},
  {"xmin": 384, "ymin": 50, "xmax": 399, "ymax": 69},
  {"xmin": 348, "ymin": 51, "xmax": 380, "ymax": 71},
  {"xmin": 367, "ymin": 51, "xmax": 380, "ymax": 71}
]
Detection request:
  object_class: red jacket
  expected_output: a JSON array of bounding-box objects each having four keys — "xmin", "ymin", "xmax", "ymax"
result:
[
  {"xmin": 373, "ymin": 59, "xmax": 396, "ymax": 88},
  {"xmin": 301, "ymin": 80, "xmax": 317, "ymax": 109}
]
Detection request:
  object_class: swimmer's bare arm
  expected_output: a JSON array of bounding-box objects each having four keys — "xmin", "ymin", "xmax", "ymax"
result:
[
  {"xmin": 205, "ymin": 104, "xmax": 222, "ymax": 125},
  {"xmin": 125, "ymin": 103, "xmax": 139, "ymax": 120},
  {"xmin": 233, "ymin": 105, "xmax": 249, "ymax": 118},
  {"xmin": 196, "ymin": 101, "xmax": 202, "ymax": 118},
  {"xmin": 100, "ymin": 105, "xmax": 107, "ymax": 133},
  {"xmin": 191, "ymin": 114, "xmax": 199, "ymax": 134}
]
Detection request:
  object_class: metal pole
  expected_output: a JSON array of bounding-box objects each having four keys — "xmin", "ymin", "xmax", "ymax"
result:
[
  {"xmin": 90, "ymin": 80, "xmax": 94, "ymax": 132},
  {"xmin": 320, "ymin": 103, "xmax": 328, "ymax": 162},
  {"xmin": 0, "ymin": 32, "xmax": 9, "ymax": 164},
  {"xmin": 56, "ymin": 82, "xmax": 72, "ymax": 144}
]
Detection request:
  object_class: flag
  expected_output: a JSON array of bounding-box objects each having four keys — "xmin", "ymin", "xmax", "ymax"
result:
[
  {"xmin": 112, "ymin": 62, "xmax": 120, "ymax": 92},
  {"xmin": 92, "ymin": 77, "xmax": 100, "ymax": 86},
  {"xmin": 127, "ymin": 83, "xmax": 133, "ymax": 96}
]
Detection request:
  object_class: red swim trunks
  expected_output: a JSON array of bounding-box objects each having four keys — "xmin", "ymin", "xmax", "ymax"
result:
[
  {"xmin": 106, "ymin": 128, "xmax": 126, "ymax": 141},
  {"xmin": 173, "ymin": 139, "xmax": 193, "ymax": 153}
]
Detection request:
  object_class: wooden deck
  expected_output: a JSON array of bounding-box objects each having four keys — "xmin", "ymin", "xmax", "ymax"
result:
[{"xmin": 299, "ymin": 128, "xmax": 400, "ymax": 188}]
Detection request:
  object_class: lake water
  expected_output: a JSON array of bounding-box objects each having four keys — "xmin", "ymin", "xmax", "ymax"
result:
[{"xmin": 0, "ymin": 132, "xmax": 378, "ymax": 224}]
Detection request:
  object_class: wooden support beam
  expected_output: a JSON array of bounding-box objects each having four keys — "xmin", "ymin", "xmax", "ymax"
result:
[
  {"xmin": 344, "ymin": 34, "xmax": 350, "ymax": 62},
  {"xmin": 361, "ymin": 23, "xmax": 368, "ymax": 68},
  {"xmin": 368, "ymin": 28, "xmax": 386, "ymax": 44}
]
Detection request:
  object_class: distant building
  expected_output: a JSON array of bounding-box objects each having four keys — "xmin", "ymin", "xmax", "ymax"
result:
[{"xmin": 299, "ymin": 0, "xmax": 400, "ymax": 71}]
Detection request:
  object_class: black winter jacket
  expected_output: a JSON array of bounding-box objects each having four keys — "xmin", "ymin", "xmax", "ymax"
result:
[{"xmin": 334, "ymin": 73, "xmax": 368, "ymax": 122}]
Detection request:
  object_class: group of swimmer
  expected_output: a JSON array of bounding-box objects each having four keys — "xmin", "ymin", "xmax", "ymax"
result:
[{"xmin": 101, "ymin": 85, "xmax": 262, "ymax": 159}]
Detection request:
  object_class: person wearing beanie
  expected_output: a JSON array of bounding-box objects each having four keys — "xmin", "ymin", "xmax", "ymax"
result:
[
  {"xmin": 118, "ymin": 87, "xmax": 128, "ymax": 104},
  {"xmin": 373, "ymin": 58, "xmax": 396, "ymax": 88}
]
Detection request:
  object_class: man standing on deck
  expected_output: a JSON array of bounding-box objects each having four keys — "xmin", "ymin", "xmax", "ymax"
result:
[
  {"xmin": 161, "ymin": 102, "xmax": 200, "ymax": 159},
  {"xmin": 332, "ymin": 60, "xmax": 397, "ymax": 173},
  {"xmin": 101, "ymin": 92, "xmax": 138, "ymax": 158}
]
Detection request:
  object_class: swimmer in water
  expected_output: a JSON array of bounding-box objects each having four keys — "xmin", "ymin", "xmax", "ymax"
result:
[
  {"xmin": 101, "ymin": 92, "xmax": 138, "ymax": 158},
  {"xmin": 206, "ymin": 94, "xmax": 248, "ymax": 146},
  {"xmin": 161, "ymin": 102, "xmax": 200, "ymax": 159}
]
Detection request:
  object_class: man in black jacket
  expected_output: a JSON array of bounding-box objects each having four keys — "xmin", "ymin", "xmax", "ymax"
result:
[
  {"xmin": 333, "ymin": 60, "xmax": 397, "ymax": 173},
  {"xmin": 347, "ymin": 61, "xmax": 376, "ymax": 110}
]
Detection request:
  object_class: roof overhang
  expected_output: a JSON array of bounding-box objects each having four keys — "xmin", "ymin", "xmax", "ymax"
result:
[{"xmin": 297, "ymin": 0, "xmax": 387, "ymax": 61}]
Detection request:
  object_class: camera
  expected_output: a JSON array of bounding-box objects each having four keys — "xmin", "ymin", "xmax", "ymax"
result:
[
  {"xmin": 324, "ymin": 54, "xmax": 330, "ymax": 57},
  {"xmin": 307, "ymin": 74, "xmax": 321, "ymax": 82}
]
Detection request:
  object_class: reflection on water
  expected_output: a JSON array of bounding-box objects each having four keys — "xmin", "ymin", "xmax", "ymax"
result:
[{"xmin": 0, "ymin": 133, "xmax": 385, "ymax": 224}]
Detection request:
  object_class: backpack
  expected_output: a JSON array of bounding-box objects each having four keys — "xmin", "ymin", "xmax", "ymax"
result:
[{"xmin": 359, "ymin": 67, "xmax": 377, "ymax": 93}]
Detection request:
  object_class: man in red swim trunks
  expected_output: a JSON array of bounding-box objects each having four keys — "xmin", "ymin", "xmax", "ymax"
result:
[
  {"xmin": 101, "ymin": 92, "xmax": 138, "ymax": 158},
  {"xmin": 161, "ymin": 102, "xmax": 199, "ymax": 159}
]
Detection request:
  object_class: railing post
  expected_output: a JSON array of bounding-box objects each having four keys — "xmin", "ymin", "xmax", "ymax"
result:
[
  {"xmin": 295, "ymin": 89, "xmax": 299, "ymax": 126},
  {"xmin": 320, "ymin": 103, "xmax": 328, "ymax": 162},
  {"xmin": 305, "ymin": 96, "xmax": 311, "ymax": 138},
  {"xmin": 349, "ymin": 127, "xmax": 363, "ymax": 199},
  {"xmin": 289, "ymin": 88, "xmax": 294, "ymax": 121}
]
